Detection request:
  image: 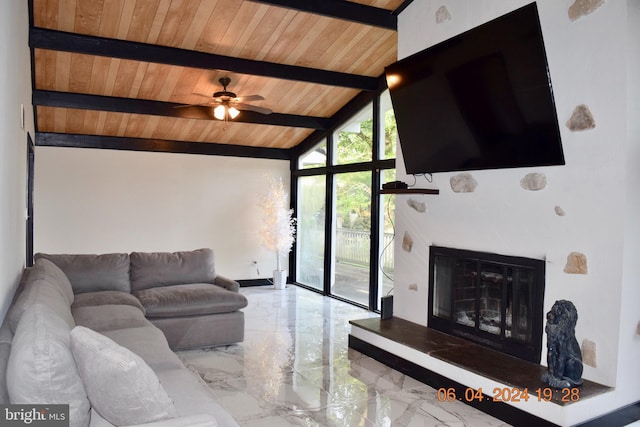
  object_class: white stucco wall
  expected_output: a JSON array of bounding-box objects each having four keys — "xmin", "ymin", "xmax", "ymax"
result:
[
  {"xmin": 0, "ymin": 0, "xmax": 33, "ymax": 319},
  {"xmin": 34, "ymin": 147, "xmax": 290, "ymax": 280},
  {"xmin": 616, "ymin": 0, "xmax": 640, "ymax": 410},
  {"xmin": 393, "ymin": 0, "xmax": 634, "ymax": 394}
]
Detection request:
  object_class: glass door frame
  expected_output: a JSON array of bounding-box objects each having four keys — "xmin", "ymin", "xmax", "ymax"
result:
[{"xmin": 291, "ymin": 91, "xmax": 394, "ymax": 311}]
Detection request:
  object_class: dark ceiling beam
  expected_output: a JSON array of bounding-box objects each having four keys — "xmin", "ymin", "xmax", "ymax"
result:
[
  {"xmin": 35, "ymin": 133, "xmax": 291, "ymax": 161},
  {"xmin": 33, "ymin": 90, "xmax": 331, "ymax": 130},
  {"xmin": 248, "ymin": 0, "xmax": 396, "ymax": 30},
  {"xmin": 29, "ymin": 27, "xmax": 379, "ymax": 91},
  {"xmin": 393, "ymin": 0, "xmax": 416, "ymax": 16}
]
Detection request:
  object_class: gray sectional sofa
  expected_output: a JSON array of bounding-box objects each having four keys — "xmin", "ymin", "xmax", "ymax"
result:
[{"xmin": 0, "ymin": 248, "xmax": 247, "ymax": 427}]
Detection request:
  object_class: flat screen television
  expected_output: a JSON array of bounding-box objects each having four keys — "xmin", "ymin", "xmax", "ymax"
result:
[{"xmin": 385, "ymin": 3, "xmax": 564, "ymax": 175}]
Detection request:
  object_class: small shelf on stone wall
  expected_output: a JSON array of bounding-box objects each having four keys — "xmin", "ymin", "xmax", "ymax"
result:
[{"xmin": 380, "ymin": 188, "xmax": 439, "ymax": 195}]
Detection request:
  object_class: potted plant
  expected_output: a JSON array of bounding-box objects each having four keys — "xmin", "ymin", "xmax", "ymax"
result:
[{"xmin": 259, "ymin": 176, "xmax": 296, "ymax": 289}]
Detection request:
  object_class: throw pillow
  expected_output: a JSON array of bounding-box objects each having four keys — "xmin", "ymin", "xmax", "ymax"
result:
[{"xmin": 69, "ymin": 326, "xmax": 176, "ymax": 426}]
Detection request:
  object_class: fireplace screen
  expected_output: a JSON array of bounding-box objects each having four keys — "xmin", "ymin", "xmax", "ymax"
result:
[{"xmin": 429, "ymin": 246, "xmax": 545, "ymax": 363}]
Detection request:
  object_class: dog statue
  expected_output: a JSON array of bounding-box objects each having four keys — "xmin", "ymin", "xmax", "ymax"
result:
[{"xmin": 541, "ymin": 300, "xmax": 583, "ymax": 388}]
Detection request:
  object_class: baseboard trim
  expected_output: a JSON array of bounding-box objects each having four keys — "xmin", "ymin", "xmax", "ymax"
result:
[{"xmin": 238, "ymin": 278, "xmax": 272, "ymax": 287}]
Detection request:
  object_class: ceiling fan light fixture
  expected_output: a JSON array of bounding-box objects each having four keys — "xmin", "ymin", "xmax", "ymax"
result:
[
  {"xmin": 213, "ymin": 104, "xmax": 240, "ymax": 121},
  {"xmin": 178, "ymin": 77, "xmax": 268, "ymax": 120},
  {"xmin": 213, "ymin": 105, "xmax": 226, "ymax": 120}
]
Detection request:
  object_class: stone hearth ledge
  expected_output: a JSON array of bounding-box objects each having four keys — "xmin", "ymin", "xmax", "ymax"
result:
[{"xmin": 349, "ymin": 317, "xmax": 613, "ymax": 427}]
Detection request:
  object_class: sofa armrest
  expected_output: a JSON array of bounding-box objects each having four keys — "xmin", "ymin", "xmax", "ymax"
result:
[
  {"xmin": 126, "ymin": 414, "xmax": 218, "ymax": 427},
  {"xmin": 214, "ymin": 275, "xmax": 240, "ymax": 293}
]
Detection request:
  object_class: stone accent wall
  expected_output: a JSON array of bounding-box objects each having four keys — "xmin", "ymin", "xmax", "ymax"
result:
[
  {"xmin": 566, "ymin": 104, "xmax": 596, "ymax": 131},
  {"xmin": 402, "ymin": 231, "xmax": 413, "ymax": 252},
  {"xmin": 436, "ymin": 6, "xmax": 452, "ymax": 24},
  {"xmin": 450, "ymin": 173, "xmax": 477, "ymax": 193},
  {"xmin": 568, "ymin": 0, "xmax": 605, "ymax": 21},
  {"xmin": 392, "ymin": 0, "xmax": 631, "ymax": 389},
  {"xmin": 564, "ymin": 252, "xmax": 589, "ymax": 274},
  {"xmin": 582, "ymin": 339, "xmax": 598, "ymax": 367},
  {"xmin": 407, "ymin": 198, "xmax": 426, "ymax": 213},
  {"xmin": 520, "ymin": 173, "xmax": 547, "ymax": 191}
]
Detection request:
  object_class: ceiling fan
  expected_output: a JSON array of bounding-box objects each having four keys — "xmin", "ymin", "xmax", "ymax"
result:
[{"xmin": 177, "ymin": 77, "xmax": 272, "ymax": 120}]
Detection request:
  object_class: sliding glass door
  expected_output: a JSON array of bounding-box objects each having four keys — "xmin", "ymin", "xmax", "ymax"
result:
[
  {"xmin": 296, "ymin": 174, "xmax": 326, "ymax": 292},
  {"xmin": 331, "ymin": 171, "xmax": 372, "ymax": 306}
]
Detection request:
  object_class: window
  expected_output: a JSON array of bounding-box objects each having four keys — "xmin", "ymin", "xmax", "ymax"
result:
[
  {"xmin": 334, "ymin": 104, "xmax": 372, "ymax": 165},
  {"xmin": 299, "ymin": 140, "xmax": 327, "ymax": 169},
  {"xmin": 380, "ymin": 91, "xmax": 397, "ymax": 160},
  {"xmin": 377, "ymin": 169, "xmax": 396, "ymax": 310},
  {"xmin": 331, "ymin": 171, "xmax": 372, "ymax": 306},
  {"xmin": 296, "ymin": 175, "xmax": 326, "ymax": 291},
  {"xmin": 293, "ymin": 89, "xmax": 397, "ymax": 311}
]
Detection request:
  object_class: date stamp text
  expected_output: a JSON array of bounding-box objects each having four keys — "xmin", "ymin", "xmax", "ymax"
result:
[{"xmin": 436, "ymin": 387, "xmax": 580, "ymax": 403}]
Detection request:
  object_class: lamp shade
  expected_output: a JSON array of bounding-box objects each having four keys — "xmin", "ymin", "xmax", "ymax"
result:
[
  {"xmin": 213, "ymin": 104, "xmax": 240, "ymax": 121},
  {"xmin": 213, "ymin": 105, "xmax": 226, "ymax": 120}
]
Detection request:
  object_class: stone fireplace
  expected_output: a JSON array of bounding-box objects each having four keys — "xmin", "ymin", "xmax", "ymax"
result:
[{"xmin": 428, "ymin": 246, "xmax": 545, "ymax": 363}]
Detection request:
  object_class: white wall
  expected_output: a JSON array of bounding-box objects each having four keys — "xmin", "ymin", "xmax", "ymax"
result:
[
  {"xmin": 0, "ymin": 1, "xmax": 34, "ymax": 319},
  {"xmin": 34, "ymin": 147, "xmax": 290, "ymax": 280},
  {"xmin": 393, "ymin": 0, "xmax": 634, "ymax": 394},
  {"xmin": 616, "ymin": 0, "xmax": 640, "ymax": 409}
]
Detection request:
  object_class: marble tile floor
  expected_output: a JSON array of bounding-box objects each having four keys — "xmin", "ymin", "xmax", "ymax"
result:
[{"xmin": 178, "ymin": 286, "xmax": 511, "ymax": 427}]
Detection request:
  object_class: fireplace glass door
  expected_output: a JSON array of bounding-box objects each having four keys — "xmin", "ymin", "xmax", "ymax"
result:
[{"xmin": 429, "ymin": 246, "xmax": 544, "ymax": 363}]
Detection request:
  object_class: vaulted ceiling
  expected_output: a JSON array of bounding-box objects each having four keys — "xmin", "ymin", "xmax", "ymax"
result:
[{"xmin": 30, "ymin": 0, "xmax": 410, "ymax": 159}]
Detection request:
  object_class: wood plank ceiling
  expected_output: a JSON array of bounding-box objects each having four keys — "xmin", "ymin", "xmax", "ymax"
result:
[{"xmin": 30, "ymin": 0, "xmax": 409, "ymax": 158}]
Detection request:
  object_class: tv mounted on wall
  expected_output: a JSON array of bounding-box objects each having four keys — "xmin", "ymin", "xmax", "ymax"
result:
[{"xmin": 385, "ymin": 3, "xmax": 565, "ymax": 175}]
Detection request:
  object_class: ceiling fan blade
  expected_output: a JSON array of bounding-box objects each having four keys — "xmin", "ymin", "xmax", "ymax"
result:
[
  {"xmin": 233, "ymin": 102, "xmax": 272, "ymax": 115},
  {"xmin": 173, "ymin": 102, "xmax": 215, "ymax": 108},
  {"xmin": 192, "ymin": 93, "xmax": 213, "ymax": 99},
  {"xmin": 234, "ymin": 94, "xmax": 265, "ymax": 102}
]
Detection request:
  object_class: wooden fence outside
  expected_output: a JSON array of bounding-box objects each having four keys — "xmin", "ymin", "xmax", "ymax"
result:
[{"xmin": 335, "ymin": 228, "xmax": 394, "ymax": 269}]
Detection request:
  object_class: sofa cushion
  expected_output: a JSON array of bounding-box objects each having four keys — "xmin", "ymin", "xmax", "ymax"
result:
[
  {"xmin": 155, "ymin": 368, "xmax": 238, "ymax": 426},
  {"xmin": 100, "ymin": 326, "xmax": 183, "ymax": 372},
  {"xmin": 7, "ymin": 304, "xmax": 91, "ymax": 427},
  {"xmin": 73, "ymin": 290, "xmax": 145, "ymax": 313},
  {"xmin": 150, "ymin": 311, "xmax": 244, "ymax": 350},
  {"xmin": 8, "ymin": 259, "xmax": 75, "ymax": 334},
  {"xmin": 70, "ymin": 326, "xmax": 176, "ymax": 426},
  {"xmin": 35, "ymin": 257, "xmax": 75, "ymax": 303},
  {"xmin": 35, "ymin": 253, "xmax": 131, "ymax": 294},
  {"xmin": 73, "ymin": 305, "xmax": 152, "ymax": 332},
  {"xmin": 130, "ymin": 249, "xmax": 215, "ymax": 292},
  {"xmin": 133, "ymin": 283, "xmax": 248, "ymax": 318}
]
